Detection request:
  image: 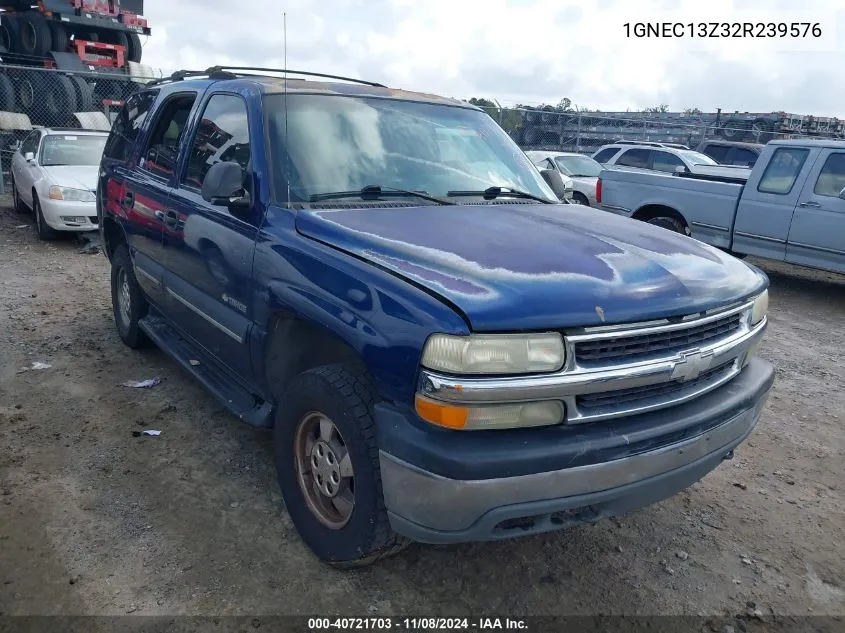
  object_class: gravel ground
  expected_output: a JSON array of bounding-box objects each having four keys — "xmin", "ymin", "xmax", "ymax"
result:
[{"xmin": 1, "ymin": 196, "xmax": 844, "ymax": 623}]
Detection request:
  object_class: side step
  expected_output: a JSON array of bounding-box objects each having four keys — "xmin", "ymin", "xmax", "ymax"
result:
[{"xmin": 138, "ymin": 313, "xmax": 273, "ymax": 428}]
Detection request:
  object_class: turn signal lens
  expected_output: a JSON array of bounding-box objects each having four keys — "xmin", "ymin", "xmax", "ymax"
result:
[{"xmin": 415, "ymin": 395, "xmax": 564, "ymax": 431}]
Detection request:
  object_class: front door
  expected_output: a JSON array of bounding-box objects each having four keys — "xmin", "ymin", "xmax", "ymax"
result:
[
  {"xmin": 12, "ymin": 130, "xmax": 43, "ymax": 207},
  {"xmin": 732, "ymin": 145, "xmax": 818, "ymax": 260},
  {"xmin": 159, "ymin": 92, "xmax": 259, "ymax": 381},
  {"xmin": 787, "ymin": 149, "xmax": 845, "ymax": 274}
]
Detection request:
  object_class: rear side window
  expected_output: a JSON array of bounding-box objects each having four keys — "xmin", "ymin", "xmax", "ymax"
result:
[
  {"xmin": 652, "ymin": 151, "xmax": 685, "ymax": 173},
  {"xmin": 727, "ymin": 148, "xmax": 758, "ymax": 167},
  {"xmin": 757, "ymin": 147, "xmax": 809, "ymax": 195},
  {"xmin": 813, "ymin": 152, "xmax": 845, "ymax": 197},
  {"xmin": 593, "ymin": 147, "xmax": 619, "ymax": 164},
  {"xmin": 103, "ymin": 90, "xmax": 157, "ymax": 162},
  {"xmin": 615, "ymin": 148, "xmax": 651, "ymax": 168},
  {"xmin": 702, "ymin": 144, "xmax": 730, "ymax": 163},
  {"xmin": 182, "ymin": 94, "xmax": 251, "ymax": 190},
  {"xmin": 139, "ymin": 93, "xmax": 197, "ymax": 180}
]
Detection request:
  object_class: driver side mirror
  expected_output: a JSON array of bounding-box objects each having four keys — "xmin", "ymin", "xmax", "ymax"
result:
[
  {"xmin": 201, "ymin": 161, "xmax": 252, "ymax": 211},
  {"xmin": 540, "ymin": 168, "xmax": 568, "ymax": 201},
  {"xmin": 24, "ymin": 151, "xmax": 35, "ymax": 163}
]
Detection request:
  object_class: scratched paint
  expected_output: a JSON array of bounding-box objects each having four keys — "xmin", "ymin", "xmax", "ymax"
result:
[{"xmin": 295, "ymin": 202, "xmax": 767, "ymax": 331}]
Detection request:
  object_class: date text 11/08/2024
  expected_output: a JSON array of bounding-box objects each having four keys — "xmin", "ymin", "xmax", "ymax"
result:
[
  {"xmin": 308, "ymin": 618, "xmax": 528, "ymax": 631},
  {"xmin": 624, "ymin": 22, "xmax": 822, "ymax": 38}
]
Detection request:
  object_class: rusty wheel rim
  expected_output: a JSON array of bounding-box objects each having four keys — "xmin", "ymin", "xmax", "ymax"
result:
[{"xmin": 293, "ymin": 412, "xmax": 355, "ymax": 529}]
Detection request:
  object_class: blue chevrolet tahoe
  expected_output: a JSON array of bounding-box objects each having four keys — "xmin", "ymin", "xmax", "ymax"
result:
[{"xmin": 97, "ymin": 66, "xmax": 775, "ymax": 567}]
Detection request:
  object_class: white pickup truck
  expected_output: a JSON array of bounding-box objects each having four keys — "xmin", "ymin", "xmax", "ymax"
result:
[{"xmin": 597, "ymin": 139, "xmax": 845, "ymax": 275}]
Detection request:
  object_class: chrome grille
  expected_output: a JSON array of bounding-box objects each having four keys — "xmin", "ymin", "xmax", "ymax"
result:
[
  {"xmin": 576, "ymin": 361, "xmax": 736, "ymax": 414},
  {"xmin": 573, "ymin": 312, "xmax": 743, "ymax": 364}
]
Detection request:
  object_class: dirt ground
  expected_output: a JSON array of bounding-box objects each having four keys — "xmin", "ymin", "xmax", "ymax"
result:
[{"xmin": 1, "ymin": 195, "xmax": 844, "ymax": 621}]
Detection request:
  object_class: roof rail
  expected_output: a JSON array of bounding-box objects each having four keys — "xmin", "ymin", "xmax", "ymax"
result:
[{"xmin": 203, "ymin": 66, "xmax": 387, "ymax": 87}]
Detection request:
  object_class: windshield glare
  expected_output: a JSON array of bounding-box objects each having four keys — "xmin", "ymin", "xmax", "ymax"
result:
[
  {"xmin": 39, "ymin": 134, "xmax": 107, "ymax": 167},
  {"xmin": 554, "ymin": 155, "xmax": 602, "ymax": 177},
  {"xmin": 678, "ymin": 149, "xmax": 718, "ymax": 166},
  {"xmin": 265, "ymin": 94, "xmax": 558, "ymax": 203}
]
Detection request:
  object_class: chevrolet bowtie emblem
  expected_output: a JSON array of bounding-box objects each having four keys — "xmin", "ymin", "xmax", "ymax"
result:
[{"xmin": 670, "ymin": 349, "xmax": 714, "ymax": 382}]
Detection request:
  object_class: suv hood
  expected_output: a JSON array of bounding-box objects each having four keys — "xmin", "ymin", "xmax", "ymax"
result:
[{"xmin": 295, "ymin": 203, "xmax": 766, "ymax": 331}]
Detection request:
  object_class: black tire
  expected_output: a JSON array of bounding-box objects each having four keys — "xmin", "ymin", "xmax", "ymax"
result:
[
  {"xmin": 15, "ymin": 12, "xmax": 53, "ymax": 57},
  {"xmin": 0, "ymin": 15, "xmax": 20, "ymax": 53},
  {"xmin": 0, "ymin": 74, "xmax": 15, "ymax": 111},
  {"xmin": 33, "ymin": 194, "xmax": 58, "ymax": 241},
  {"xmin": 109, "ymin": 30, "xmax": 129, "ymax": 52},
  {"xmin": 110, "ymin": 243, "xmax": 151, "ymax": 349},
  {"xmin": 69, "ymin": 74, "xmax": 94, "ymax": 111},
  {"xmin": 572, "ymin": 192, "xmax": 590, "ymax": 206},
  {"xmin": 49, "ymin": 21, "xmax": 69, "ymax": 52},
  {"xmin": 646, "ymin": 215, "xmax": 690, "ymax": 236},
  {"xmin": 43, "ymin": 74, "xmax": 78, "ymax": 122},
  {"xmin": 11, "ymin": 174, "xmax": 28, "ymax": 213},
  {"xmin": 127, "ymin": 32, "xmax": 142, "ymax": 63},
  {"xmin": 13, "ymin": 70, "xmax": 46, "ymax": 116},
  {"xmin": 274, "ymin": 363, "xmax": 409, "ymax": 568}
]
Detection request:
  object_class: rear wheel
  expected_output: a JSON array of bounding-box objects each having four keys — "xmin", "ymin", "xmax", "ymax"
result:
[
  {"xmin": 11, "ymin": 175, "xmax": 27, "ymax": 213},
  {"xmin": 126, "ymin": 32, "xmax": 142, "ymax": 63},
  {"xmin": 274, "ymin": 363, "xmax": 409, "ymax": 568},
  {"xmin": 571, "ymin": 192, "xmax": 590, "ymax": 206},
  {"xmin": 646, "ymin": 215, "xmax": 690, "ymax": 236},
  {"xmin": 110, "ymin": 243, "xmax": 151, "ymax": 349}
]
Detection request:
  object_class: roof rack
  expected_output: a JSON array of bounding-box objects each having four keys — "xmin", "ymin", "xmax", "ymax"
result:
[
  {"xmin": 611, "ymin": 140, "xmax": 691, "ymax": 150},
  {"xmin": 145, "ymin": 66, "xmax": 386, "ymax": 88}
]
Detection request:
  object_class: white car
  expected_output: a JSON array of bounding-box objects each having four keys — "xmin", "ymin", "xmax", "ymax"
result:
[
  {"xmin": 526, "ymin": 151, "xmax": 602, "ymax": 206},
  {"xmin": 10, "ymin": 128, "xmax": 109, "ymax": 240}
]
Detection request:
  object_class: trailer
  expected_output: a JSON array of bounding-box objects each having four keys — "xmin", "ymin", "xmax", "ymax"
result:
[
  {"xmin": 0, "ymin": 1, "xmax": 153, "ymax": 127},
  {"xmin": 515, "ymin": 108, "xmax": 845, "ymax": 154}
]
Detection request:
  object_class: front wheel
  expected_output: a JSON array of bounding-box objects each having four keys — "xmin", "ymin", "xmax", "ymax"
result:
[
  {"xmin": 33, "ymin": 195, "xmax": 57, "ymax": 241},
  {"xmin": 274, "ymin": 363, "xmax": 409, "ymax": 568}
]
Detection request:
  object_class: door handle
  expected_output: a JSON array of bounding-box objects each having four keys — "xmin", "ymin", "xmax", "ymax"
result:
[
  {"xmin": 124, "ymin": 190, "xmax": 135, "ymax": 206},
  {"xmin": 799, "ymin": 200, "xmax": 821, "ymax": 208}
]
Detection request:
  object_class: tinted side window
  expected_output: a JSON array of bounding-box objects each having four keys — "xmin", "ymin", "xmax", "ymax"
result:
[
  {"xmin": 182, "ymin": 94, "xmax": 251, "ymax": 190},
  {"xmin": 616, "ymin": 148, "xmax": 651, "ymax": 168},
  {"xmin": 757, "ymin": 148, "xmax": 810, "ymax": 195},
  {"xmin": 139, "ymin": 93, "xmax": 197, "ymax": 180},
  {"xmin": 702, "ymin": 144, "xmax": 730, "ymax": 163},
  {"xmin": 103, "ymin": 90, "xmax": 157, "ymax": 162},
  {"xmin": 593, "ymin": 148, "xmax": 619, "ymax": 164},
  {"xmin": 813, "ymin": 152, "xmax": 845, "ymax": 198},
  {"xmin": 727, "ymin": 148, "xmax": 758, "ymax": 167},
  {"xmin": 652, "ymin": 151, "xmax": 685, "ymax": 172}
]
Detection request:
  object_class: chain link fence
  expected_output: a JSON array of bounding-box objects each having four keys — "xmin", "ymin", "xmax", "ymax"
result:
[
  {"xmin": 479, "ymin": 105, "xmax": 845, "ymax": 155},
  {"xmin": 0, "ymin": 64, "xmax": 158, "ymax": 191}
]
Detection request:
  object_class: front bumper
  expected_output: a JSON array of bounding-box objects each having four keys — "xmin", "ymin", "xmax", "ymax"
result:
[
  {"xmin": 376, "ymin": 357, "xmax": 774, "ymax": 544},
  {"xmin": 40, "ymin": 198, "xmax": 98, "ymax": 231}
]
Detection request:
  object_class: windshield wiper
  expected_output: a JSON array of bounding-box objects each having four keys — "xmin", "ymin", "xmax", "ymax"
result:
[
  {"xmin": 309, "ymin": 185, "xmax": 454, "ymax": 205},
  {"xmin": 447, "ymin": 186, "xmax": 555, "ymax": 204}
]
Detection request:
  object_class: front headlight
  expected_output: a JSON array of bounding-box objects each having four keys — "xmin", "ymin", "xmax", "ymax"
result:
[
  {"xmin": 421, "ymin": 332, "xmax": 565, "ymax": 375},
  {"xmin": 49, "ymin": 186, "xmax": 95, "ymax": 202},
  {"xmin": 750, "ymin": 289, "xmax": 768, "ymax": 326}
]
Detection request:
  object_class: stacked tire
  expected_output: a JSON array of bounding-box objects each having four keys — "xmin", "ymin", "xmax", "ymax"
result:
[{"xmin": 0, "ymin": 9, "xmax": 139, "ymax": 124}]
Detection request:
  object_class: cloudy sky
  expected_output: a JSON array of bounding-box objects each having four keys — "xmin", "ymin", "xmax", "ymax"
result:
[{"xmin": 139, "ymin": 0, "xmax": 845, "ymax": 116}]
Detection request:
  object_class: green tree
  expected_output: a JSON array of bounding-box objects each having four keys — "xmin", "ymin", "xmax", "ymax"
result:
[{"xmin": 643, "ymin": 104, "xmax": 670, "ymax": 113}]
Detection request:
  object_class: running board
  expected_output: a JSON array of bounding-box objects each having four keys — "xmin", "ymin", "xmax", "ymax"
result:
[{"xmin": 138, "ymin": 313, "xmax": 273, "ymax": 428}]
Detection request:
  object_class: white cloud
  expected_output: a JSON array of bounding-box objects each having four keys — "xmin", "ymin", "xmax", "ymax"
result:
[{"xmin": 138, "ymin": 0, "xmax": 845, "ymax": 116}]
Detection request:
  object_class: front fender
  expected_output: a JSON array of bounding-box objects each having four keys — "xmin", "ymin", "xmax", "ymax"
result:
[{"xmin": 252, "ymin": 207, "xmax": 470, "ymax": 405}]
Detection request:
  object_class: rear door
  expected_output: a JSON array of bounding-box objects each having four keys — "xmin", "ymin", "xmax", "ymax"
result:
[
  {"xmin": 732, "ymin": 145, "xmax": 817, "ymax": 260},
  {"xmin": 123, "ymin": 91, "xmax": 199, "ymax": 302},
  {"xmin": 613, "ymin": 148, "xmax": 651, "ymax": 170},
  {"xmin": 159, "ymin": 91, "xmax": 259, "ymax": 379},
  {"xmin": 786, "ymin": 149, "xmax": 845, "ymax": 274},
  {"xmin": 99, "ymin": 89, "xmax": 166, "ymax": 301}
]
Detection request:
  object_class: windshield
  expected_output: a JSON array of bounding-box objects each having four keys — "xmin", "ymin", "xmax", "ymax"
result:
[
  {"xmin": 39, "ymin": 134, "xmax": 107, "ymax": 167},
  {"xmin": 677, "ymin": 149, "xmax": 718, "ymax": 166},
  {"xmin": 264, "ymin": 94, "xmax": 558, "ymax": 203},
  {"xmin": 554, "ymin": 154, "xmax": 602, "ymax": 177}
]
